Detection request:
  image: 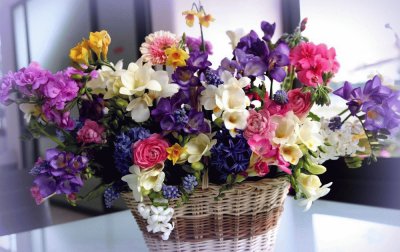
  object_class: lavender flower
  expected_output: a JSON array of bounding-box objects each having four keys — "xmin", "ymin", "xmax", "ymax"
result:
[
  {"xmin": 186, "ymin": 51, "xmax": 212, "ymax": 71},
  {"xmin": 182, "ymin": 175, "xmax": 198, "ymax": 193},
  {"xmin": 261, "ymin": 21, "xmax": 276, "ymax": 42},
  {"xmin": 203, "ymin": 68, "xmax": 223, "ymax": 86},
  {"xmin": 162, "ymin": 184, "xmax": 180, "ymax": 199},
  {"xmin": 172, "ymin": 66, "xmax": 200, "ymax": 90}
]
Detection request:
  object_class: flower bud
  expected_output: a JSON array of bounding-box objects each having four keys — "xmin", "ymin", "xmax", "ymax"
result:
[{"xmin": 191, "ymin": 162, "xmax": 204, "ymax": 171}]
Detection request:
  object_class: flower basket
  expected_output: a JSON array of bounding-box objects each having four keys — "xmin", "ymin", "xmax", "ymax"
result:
[{"xmin": 122, "ymin": 177, "xmax": 290, "ymax": 252}]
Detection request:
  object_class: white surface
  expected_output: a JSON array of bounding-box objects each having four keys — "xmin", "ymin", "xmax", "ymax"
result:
[{"xmin": 1, "ymin": 197, "xmax": 400, "ymax": 252}]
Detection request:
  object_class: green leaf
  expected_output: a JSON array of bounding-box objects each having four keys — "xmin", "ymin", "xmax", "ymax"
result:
[{"xmin": 307, "ymin": 111, "xmax": 320, "ymax": 122}]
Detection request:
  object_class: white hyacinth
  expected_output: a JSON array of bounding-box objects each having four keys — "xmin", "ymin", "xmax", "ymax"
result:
[{"xmin": 137, "ymin": 203, "xmax": 175, "ymax": 240}]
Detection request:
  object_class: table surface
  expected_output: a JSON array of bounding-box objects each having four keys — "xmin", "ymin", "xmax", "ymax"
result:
[{"xmin": 1, "ymin": 196, "xmax": 400, "ymax": 252}]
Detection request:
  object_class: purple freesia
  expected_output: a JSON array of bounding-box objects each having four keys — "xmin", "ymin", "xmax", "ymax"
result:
[
  {"xmin": 261, "ymin": 21, "xmax": 276, "ymax": 42},
  {"xmin": 186, "ymin": 51, "xmax": 212, "ymax": 70},
  {"xmin": 172, "ymin": 66, "xmax": 200, "ymax": 90},
  {"xmin": 267, "ymin": 42, "xmax": 290, "ymax": 82},
  {"xmin": 334, "ymin": 75, "xmax": 400, "ymax": 132},
  {"xmin": 186, "ymin": 36, "xmax": 213, "ymax": 55},
  {"xmin": 219, "ymin": 58, "xmax": 242, "ymax": 76},
  {"xmin": 30, "ymin": 149, "xmax": 89, "ymax": 199}
]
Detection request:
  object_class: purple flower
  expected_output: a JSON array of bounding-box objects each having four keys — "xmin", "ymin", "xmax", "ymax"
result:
[
  {"xmin": 202, "ymin": 68, "xmax": 223, "ymax": 86},
  {"xmin": 219, "ymin": 58, "xmax": 242, "ymax": 76},
  {"xmin": 267, "ymin": 42, "xmax": 290, "ymax": 82},
  {"xmin": 186, "ymin": 36, "xmax": 213, "ymax": 55},
  {"xmin": 236, "ymin": 30, "xmax": 269, "ymax": 59},
  {"xmin": 42, "ymin": 104, "xmax": 75, "ymax": 130},
  {"xmin": 261, "ymin": 21, "xmax": 276, "ymax": 42},
  {"xmin": 31, "ymin": 149, "xmax": 89, "ymax": 199},
  {"xmin": 186, "ymin": 51, "xmax": 212, "ymax": 70},
  {"xmin": 334, "ymin": 76, "xmax": 393, "ymax": 116},
  {"xmin": 328, "ymin": 116, "xmax": 342, "ymax": 131},
  {"xmin": 79, "ymin": 95, "xmax": 105, "ymax": 121},
  {"xmin": 172, "ymin": 66, "xmax": 200, "ymax": 90},
  {"xmin": 0, "ymin": 73, "xmax": 15, "ymax": 104},
  {"xmin": 274, "ymin": 90, "xmax": 289, "ymax": 105},
  {"xmin": 235, "ymin": 49, "xmax": 267, "ymax": 78},
  {"xmin": 184, "ymin": 109, "xmax": 210, "ymax": 134},
  {"xmin": 182, "ymin": 174, "xmax": 198, "ymax": 193},
  {"xmin": 13, "ymin": 62, "xmax": 49, "ymax": 92},
  {"xmin": 162, "ymin": 184, "xmax": 180, "ymax": 199}
]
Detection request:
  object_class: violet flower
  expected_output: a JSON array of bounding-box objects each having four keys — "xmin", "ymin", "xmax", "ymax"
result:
[
  {"xmin": 261, "ymin": 21, "xmax": 276, "ymax": 42},
  {"xmin": 186, "ymin": 36, "xmax": 213, "ymax": 55},
  {"xmin": 186, "ymin": 51, "xmax": 212, "ymax": 70},
  {"xmin": 172, "ymin": 66, "xmax": 200, "ymax": 90}
]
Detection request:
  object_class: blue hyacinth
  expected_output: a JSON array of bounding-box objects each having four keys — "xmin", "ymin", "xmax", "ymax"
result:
[
  {"xmin": 210, "ymin": 129, "xmax": 252, "ymax": 182},
  {"xmin": 182, "ymin": 175, "xmax": 198, "ymax": 193},
  {"xmin": 114, "ymin": 127, "xmax": 151, "ymax": 175},
  {"xmin": 162, "ymin": 185, "xmax": 180, "ymax": 199}
]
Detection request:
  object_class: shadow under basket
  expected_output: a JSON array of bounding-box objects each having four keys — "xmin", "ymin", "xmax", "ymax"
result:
[{"xmin": 122, "ymin": 176, "xmax": 290, "ymax": 252}]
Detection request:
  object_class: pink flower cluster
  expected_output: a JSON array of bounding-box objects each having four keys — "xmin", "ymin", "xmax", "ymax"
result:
[
  {"xmin": 77, "ymin": 119, "xmax": 106, "ymax": 144},
  {"xmin": 132, "ymin": 134, "xmax": 169, "ymax": 169},
  {"xmin": 290, "ymin": 42, "xmax": 339, "ymax": 87}
]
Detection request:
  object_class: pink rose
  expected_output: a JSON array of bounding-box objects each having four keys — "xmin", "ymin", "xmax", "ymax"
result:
[
  {"xmin": 244, "ymin": 110, "xmax": 270, "ymax": 139},
  {"xmin": 261, "ymin": 93, "xmax": 291, "ymax": 116},
  {"xmin": 254, "ymin": 160, "xmax": 270, "ymax": 176},
  {"xmin": 77, "ymin": 119, "xmax": 105, "ymax": 144},
  {"xmin": 287, "ymin": 88, "xmax": 312, "ymax": 118},
  {"xmin": 132, "ymin": 134, "xmax": 169, "ymax": 169}
]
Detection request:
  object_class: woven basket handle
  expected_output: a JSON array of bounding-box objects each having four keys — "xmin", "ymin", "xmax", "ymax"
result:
[{"xmin": 202, "ymin": 168, "xmax": 209, "ymax": 190}]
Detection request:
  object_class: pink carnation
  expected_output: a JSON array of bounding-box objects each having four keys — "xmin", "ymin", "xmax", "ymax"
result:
[
  {"xmin": 290, "ymin": 42, "xmax": 339, "ymax": 87},
  {"xmin": 77, "ymin": 119, "xmax": 105, "ymax": 144},
  {"xmin": 287, "ymin": 88, "xmax": 312, "ymax": 118},
  {"xmin": 132, "ymin": 134, "xmax": 169, "ymax": 169}
]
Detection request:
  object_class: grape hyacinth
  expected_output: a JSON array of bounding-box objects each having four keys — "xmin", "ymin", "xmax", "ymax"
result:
[
  {"xmin": 104, "ymin": 186, "xmax": 121, "ymax": 208},
  {"xmin": 162, "ymin": 184, "xmax": 180, "ymax": 199},
  {"xmin": 328, "ymin": 116, "xmax": 342, "ymax": 131},
  {"xmin": 182, "ymin": 175, "xmax": 198, "ymax": 193},
  {"xmin": 204, "ymin": 68, "xmax": 223, "ymax": 86}
]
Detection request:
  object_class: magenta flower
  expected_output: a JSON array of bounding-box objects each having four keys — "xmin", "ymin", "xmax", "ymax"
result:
[{"xmin": 77, "ymin": 119, "xmax": 106, "ymax": 144}]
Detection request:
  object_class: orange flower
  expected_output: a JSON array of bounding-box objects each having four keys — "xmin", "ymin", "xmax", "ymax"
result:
[
  {"xmin": 182, "ymin": 10, "xmax": 198, "ymax": 27},
  {"xmin": 198, "ymin": 12, "xmax": 215, "ymax": 28},
  {"xmin": 166, "ymin": 143, "xmax": 187, "ymax": 165}
]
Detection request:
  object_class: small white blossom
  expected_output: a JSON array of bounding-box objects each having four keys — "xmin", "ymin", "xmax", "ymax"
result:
[{"xmin": 137, "ymin": 203, "xmax": 175, "ymax": 240}]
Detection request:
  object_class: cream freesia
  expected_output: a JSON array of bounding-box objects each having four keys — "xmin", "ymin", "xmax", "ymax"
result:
[
  {"xmin": 185, "ymin": 133, "xmax": 217, "ymax": 163},
  {"xmin": 121, "ymin": 164, "xmax": 165, "ymax": 202},
  {"xmin": 298, "ymin": 118, "xmax": 323, "ymax": 152},
  {"xmin": 271, "ymin": 111, "xmax": 299, "ymax": 145},
  {"xmin": 279, "ymin": 144, "xmax": 303, "ymax": 165},
  {"xmin": 297, "ymin": 173, "xmax": 332, "ymax": 211}
]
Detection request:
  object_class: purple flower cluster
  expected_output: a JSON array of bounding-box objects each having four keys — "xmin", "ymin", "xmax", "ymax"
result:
[
  {"xmin": 219, "ymin": 21, "xmax": 289, "ymax": 81},
  {"xmin": 334, "ymin": 75, "xmax": 400, "ymax": 132},
  {"xmin": 210, "ymin": 129, "xmax": 252, "ymax": 183},
  {"xmin": 30, "ymin": 149, "xmax": 89, "ymax": 202},
  {"xmin": 114, "ymin": 127, "xmax": 151, "ymax": 175},
  {"xmin": 0, "ymin": 63, "xmax": 86, "ymax": 129},
  {"xmin": 162, "ymin": 184, "xmax": 180, "ymax": 199},
  {"xmin": 151, "ymin": 91, "xmax": 210, "ymax": 134},
  {"xmin": 186, "ymin": 36, "xmax": 213, "ymax": 55},
  {"xmin": 104, "ymin": 184, "xmax": 121, "ymax": 208}
]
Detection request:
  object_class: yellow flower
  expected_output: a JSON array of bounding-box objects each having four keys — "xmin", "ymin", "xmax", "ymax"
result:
[
  {"xmin": 166, "ymin": 143, "xmax": 187, "ymax": 165},
  {"xmin": 198, "ymin": 12, "xmax": 215, "ymax": 28},
  {"xmin": 88, "ymin": 30, "xmax": 111, "ymax": 60},
  {"xmin": 182, "ymin": 10, "xmax": 198, "ymax": 27},
  {"xmin": 69, "ymin": 40, "xmax": 91, "ymax": 65},
  {"xmin": 165, "ymin": 47, "xmax": 189, "ymax": 68}
]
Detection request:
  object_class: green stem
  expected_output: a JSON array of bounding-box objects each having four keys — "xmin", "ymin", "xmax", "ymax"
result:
[
  {"xmin": 338, "ymin": 108, "xmax": 349, "ymax": 116},
  {"xmin": 340, "ymin": 113, "xmax": 352, "ymax": 127},
  {"xmin": 356, "ymin": 115, "xmax": 373, "ymax": 153},
  {"xmin": 199, "ymin": 23, "xmax": 205, "ymax": 52},
  {"xmin": 97, "ymin": 60, "xmax": 116, "ymax": 71},
  {"xmin": 269, "ymin": 77, "xmax": 274, "ymax": 100},
  {"xmin": 35, "ymin": 122, "xmax": 66, "ymax": 148}
]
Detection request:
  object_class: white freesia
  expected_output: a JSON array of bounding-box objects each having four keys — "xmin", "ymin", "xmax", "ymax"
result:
[
  {"xmin": 226, "ymin": 28, "xmax": 245, "ymax": 50},
  {"xmin": 297, "ymin": 173, "xmax": 332, "ymax": 211},
  {"xmin": 271, "ymin": 111, "xmax": 299, "ymax": 145},
  {"xmin": 137, "ymin": 203, "xmax": 175, "ymax": 240},
  {"xmin": 121, "ymin": 164, "xmax": 165, "ymax": 202},
  {"xmin": 200, "ymin": 85, "xmax": 218, "ymax": 111},
  {"xmin": 185, "ymin": 133, "xmax": 217, "ymax": 163},
  {"xmin": 86, "ymin": 60, "xmax": 125, "ymax": 99},
  {"xmin": 120, "ymin": 59, "xmax": 162, "ymax": 96},
  {"xmin": 298, "ymin": 118, "xmax": 324, "ymax": 152},
  {"xmin": 279, "ymin": 144, "xmax": 303, "ymax": 165},
  {"xmin": 19, "ymin": 103, "xmax": 40, "ymax": 122},
  {"xmin": 222, "ymin": 110, "xmax": 249, "ymax": 130},
  {"xmin": 126, "ymin": 94, "xmax": 153, "ymax": 123}
]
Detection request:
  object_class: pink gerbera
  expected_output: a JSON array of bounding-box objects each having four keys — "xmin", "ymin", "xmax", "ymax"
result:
[{"xmin": 140, "ymin": 31, "xmax": 179, "ymax": 65}]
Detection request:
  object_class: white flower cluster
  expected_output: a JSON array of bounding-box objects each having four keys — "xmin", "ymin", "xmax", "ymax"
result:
[
  {"xmin": 138, "ymin": 203, "xmax": 175, "ymax": 240},
  {"xmin": 312, "ymin": 118, "xmax": 365, "ymax": 164}
]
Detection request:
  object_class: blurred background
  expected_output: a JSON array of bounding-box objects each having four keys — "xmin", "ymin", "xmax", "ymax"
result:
[{"xmin": 0, "ymin": 0, "xmax": 399, "ymax": 236}]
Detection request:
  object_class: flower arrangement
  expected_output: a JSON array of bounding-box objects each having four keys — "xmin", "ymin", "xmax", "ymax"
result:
[{"xmin": 1, "ymin": 2, "xmax": 399, "ymax": 241}]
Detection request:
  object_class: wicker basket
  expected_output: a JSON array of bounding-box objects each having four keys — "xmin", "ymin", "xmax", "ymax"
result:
[{"xmin": 122, "ymin": 176, "xmax": 290, "ymax": 252}]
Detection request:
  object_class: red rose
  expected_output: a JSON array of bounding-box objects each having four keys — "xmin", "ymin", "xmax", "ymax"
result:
[
  {"xmin": 132, "ymin": 134, "xmax": 169, "ymax": 169},
  {"xmin": 288, "ymin": 88, "xmax": 312, "ymax": 118}
]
